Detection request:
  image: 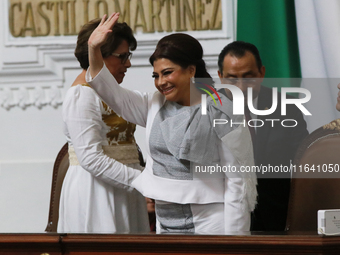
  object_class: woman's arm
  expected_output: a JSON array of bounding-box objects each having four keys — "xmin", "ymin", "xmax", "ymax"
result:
[
  {"xmin": 63, "ymin": 86, "xmax": 141, "ymax": 190},
  {"xmin": 86, "ymin": 65, "xmax": 149, "ymax": 127},
  {"xmin": 218, "ymin": 141, "xmax": 251, "ymax": 232},
  {"xmin": 86, "ymin": 13, "xmax": 149, "ymax": 127}
]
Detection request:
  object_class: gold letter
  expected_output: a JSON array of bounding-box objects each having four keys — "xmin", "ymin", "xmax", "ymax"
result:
[
  {"xmin": 69, "ymin": 1, "xmax": 76, "ymax": 34},
  {"xmin": 47, "ymin": 1, "xmax": 61, "ymax": 36},
  {"xmin": 114, "ymin": 0, "xmax": 131, "ymax": 25},
  {"xmin": 83, "ymin": 0, "xmax": 89, "ymax": 24},
  {"xmin": 61, "ymin": 1, "xmax": 77, "ymax": 35},
  {"xmin": 149, "ymin": 0, "xmax": 163, "ymax": 32},
  {"xmin": 9, "ymin": 3, "xmax": 22, "ymax": 37},
  {"xmin": 162, "ymin": 0, "xmax": 172, "ymax": 32},
  {"xmin": 183, "ymin": 0, "xmax": 195, "ymax": 30},
  {"xmin": 95, "ymin": 0, "xmax": 109, "ymax": 18},
  {"xmin": 21, "ymin": 2, "xmax": 37, "ymax": 37},
  {"xmin": 196, "ymin": 0, "xmax": 206, "ymax": 30},
  {"xmin": 174, "ymin": 0, "xmax": 184, "ymax": 31},
  {"xmin": 37, "ymin": 2, "xmax": 51, "ymax": 36},
  {"xmin": 210, "ymin": 0, "xmax": 221, "ymax": 30},
  {"xmin": 134, "ymin": 0, "xmax": 147, "ymax": 32}
]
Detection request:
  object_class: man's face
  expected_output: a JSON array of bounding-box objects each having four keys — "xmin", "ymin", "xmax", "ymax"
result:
[{"xmin": 218, "ymin": 51, "xmax": 265, "ymax": 102}]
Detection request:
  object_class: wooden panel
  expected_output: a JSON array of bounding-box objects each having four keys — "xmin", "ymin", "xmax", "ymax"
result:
[
  {"xmin": 1, "ymin": 232, "xmax": 340, "ymax": 255},
  {"xmin": 0, "ymin": 234, "xmax": 62, "ymax": 255},
  {"xmin": 61, "ymin": 232, "xmax": 340, "ymax": 255}
]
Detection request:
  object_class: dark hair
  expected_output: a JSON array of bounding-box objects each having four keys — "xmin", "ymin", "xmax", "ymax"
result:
[
  {"xmin": 75, "ymin": 18, "xmax": 137, "ymax": 70},
  {"xmin": 149, "ymin": 33, "xmax": 211, "ymax": 79},
  {"xmin": 218, "ymin": 41, "xmax": 263, "ymax": 74}
]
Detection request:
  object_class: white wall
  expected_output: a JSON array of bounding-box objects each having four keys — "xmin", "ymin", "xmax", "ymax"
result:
[{"xmin": 0, "ymin": 0, "xmax": 236, "ymax": 232}]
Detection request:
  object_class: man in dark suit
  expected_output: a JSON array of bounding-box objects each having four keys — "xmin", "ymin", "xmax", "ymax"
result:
[{"xmin": 217, "ymin": 41, "xmax": 309, "ymax": 231}]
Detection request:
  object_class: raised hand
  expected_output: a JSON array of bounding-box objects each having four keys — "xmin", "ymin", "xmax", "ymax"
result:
[
  {"xmin": 88, "ymin": 13, "xmax": 120, "ymax": 78},
  {"xmin": 88, "ymin": 13, "xmax": 120, "ymax": 50}
]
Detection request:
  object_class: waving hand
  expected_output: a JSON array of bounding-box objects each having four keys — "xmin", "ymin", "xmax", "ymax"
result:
[{"xmin": 88, "ymin": 13, "xmax": 120, "ymax": 78}]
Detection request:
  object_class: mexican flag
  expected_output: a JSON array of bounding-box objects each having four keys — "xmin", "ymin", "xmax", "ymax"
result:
[{"xmin": 236, "ymin": 0, "xmax": 340, "ymax": 131}]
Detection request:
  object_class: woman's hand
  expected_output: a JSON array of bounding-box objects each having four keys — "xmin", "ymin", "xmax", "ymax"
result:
[
  {"xmin": 88, "ymin": 13, "xmax": 120, "ymax": 50},
  {"xmin": 88, "ymin": 13, "xmax": 120, "ymax": 79}
]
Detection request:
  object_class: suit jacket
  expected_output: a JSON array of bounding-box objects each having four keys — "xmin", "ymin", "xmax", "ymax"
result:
[{"xmin": 251, "ymin": 86, "xmax": 309, "ymax": 231}]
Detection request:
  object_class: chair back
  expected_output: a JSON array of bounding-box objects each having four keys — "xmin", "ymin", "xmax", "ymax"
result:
[
  {"xmin": 45, "ymin": 143, "xmax": 69, "ymax": 232},
  {"xmin": 286, "ymin": 119, "xmax": 340, "ymax": 232}
]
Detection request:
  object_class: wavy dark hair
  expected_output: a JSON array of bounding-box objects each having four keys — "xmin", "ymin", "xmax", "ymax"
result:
[
  {"xmin": 149, "ymin": 33, "xmax": 211, "ymax": 78},
  {"xmin": 149, "ymin": 33, "xmax": 214, "ymax": 94},
  {"xmin": 75, "ymin": 18, "xmax": 137, "ymax": 70}
]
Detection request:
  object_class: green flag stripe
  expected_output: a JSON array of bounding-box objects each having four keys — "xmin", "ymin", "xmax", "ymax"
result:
[{"xmin": 236, "ymin": 0, "xmax": 301, "ymax": 80}]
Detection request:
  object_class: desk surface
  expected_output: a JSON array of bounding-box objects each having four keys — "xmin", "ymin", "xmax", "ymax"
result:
[{"xmin": 0, "ymin": 232, "xmax": 339, "ymax": 255}]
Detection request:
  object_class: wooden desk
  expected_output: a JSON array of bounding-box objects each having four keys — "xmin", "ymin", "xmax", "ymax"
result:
[
  {"xmin": 0, "ymin": 233, "xmax": 61, "ymax": 255},
  {"xmin": 1, "ymin": 232, "xmax": 339, "ymax": 255}
]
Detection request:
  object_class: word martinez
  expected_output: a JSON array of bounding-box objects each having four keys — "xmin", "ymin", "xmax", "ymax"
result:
[
  {"xmin": 9, "ymin": 0, "xmax": 222, "ymax": 37},
  {"xmin": 202, "ymin": 85, "xmax": 311, "ymax": 128}
]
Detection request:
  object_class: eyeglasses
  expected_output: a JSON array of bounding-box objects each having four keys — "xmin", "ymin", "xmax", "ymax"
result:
[{"xmin": 111, "ymin": 52, "xmax": 132, "ymax": 64}]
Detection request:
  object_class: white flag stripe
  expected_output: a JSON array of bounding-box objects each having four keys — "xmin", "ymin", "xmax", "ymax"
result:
[
  {"xmin": 295, "ymin": 0, "xmax": 340, "ymax": 132},
  {"xmin": 314, "ymin": 0, "xmax": 340, "ymax": 77},
  {"xmin": 295, "ymin": 0, "xmax": 326, "ymax": 77}
]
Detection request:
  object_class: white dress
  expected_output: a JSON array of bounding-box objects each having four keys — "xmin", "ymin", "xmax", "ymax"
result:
[
  {"xmin": 57, "ymin": 83, "xmax": 150, "ymax": 233},
  {"xmin": 86, "ymin": 66, "xmax": 257, "ymax": 234}
]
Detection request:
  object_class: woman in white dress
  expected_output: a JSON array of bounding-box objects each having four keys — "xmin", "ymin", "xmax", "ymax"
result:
[
  {"xmin": 57, "ymin": 18, "xmax": 149, "ymax": 233},
  {"xmin": 86, "ymin": 13, "xmax": 257, "ymax": 234}
]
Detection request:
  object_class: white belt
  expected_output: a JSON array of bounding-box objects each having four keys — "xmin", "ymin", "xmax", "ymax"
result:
[{"xmin": 68, "ymin": 144, "xmax": 140, "ymax": 166}]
